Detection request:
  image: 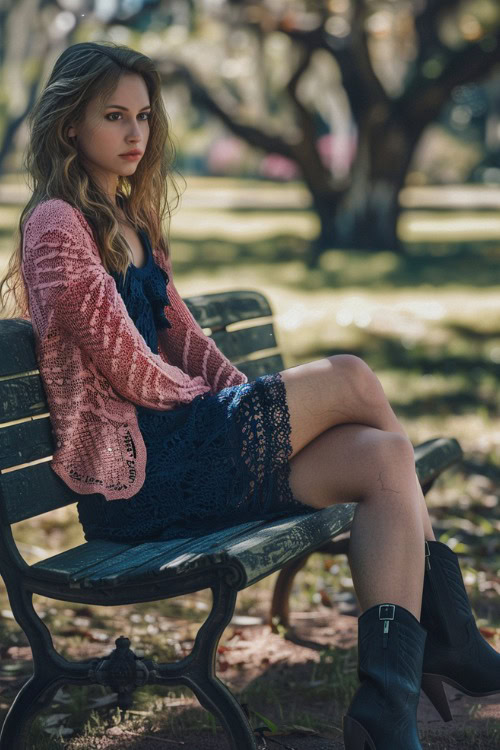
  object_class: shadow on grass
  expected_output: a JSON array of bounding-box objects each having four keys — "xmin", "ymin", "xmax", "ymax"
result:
[
  {"xmin": 170, "ymin": 234, "xmax": 500, "ymax": 289},
  {"xmin": 300, "ymin": 336, "xmax": 499, "ymax": 420}
]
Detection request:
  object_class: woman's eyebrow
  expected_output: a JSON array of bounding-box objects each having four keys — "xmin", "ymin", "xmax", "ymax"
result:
[{"xmin": 105, "ymin": 104, "xmax": 151, "ymax": 110}]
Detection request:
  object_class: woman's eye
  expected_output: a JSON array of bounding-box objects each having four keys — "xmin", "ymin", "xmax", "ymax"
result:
[{"xmin": 106, "ymin": 112, "xmax": 151, "ymax": 121}]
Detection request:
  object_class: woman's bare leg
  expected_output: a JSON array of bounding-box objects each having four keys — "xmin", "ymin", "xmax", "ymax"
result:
[
  {"xmin": 286, "ymin": 424, "xmax": 426, "ymax": 619},
  {"xmin": 280, "ymin": 356, "xmax": 437, "ymax": 541},
  {"xmin": 279, "ymin": 356, "xmax": 438, "ymax": 619},
  {"xmin": 347, "ymin": 440, "xmax": 426, "ymax": 619}
]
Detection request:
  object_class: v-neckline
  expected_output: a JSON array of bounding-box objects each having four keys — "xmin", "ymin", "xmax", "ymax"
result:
[{"xmin": 129, "ymin": 229, "xmax": 151, "ymax": 273}]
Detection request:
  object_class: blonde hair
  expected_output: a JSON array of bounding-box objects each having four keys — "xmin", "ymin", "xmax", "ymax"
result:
[{"xmin": 0, "ymin": 40, "xmax": 185, "ymax": 319}]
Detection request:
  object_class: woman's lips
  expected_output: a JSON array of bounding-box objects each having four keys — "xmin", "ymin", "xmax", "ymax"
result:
[{"xmin": 119, "ymin": 153, "xmax": 141, "ymax": 160}]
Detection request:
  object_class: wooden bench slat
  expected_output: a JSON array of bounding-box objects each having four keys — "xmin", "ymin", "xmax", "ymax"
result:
[
  {"xmin": 0, "ymin": 461, "xmax": 82, "ymax": 523},
  {"xmin": 184, "ymin": 290, "xmax": 272, "ymax": 329},
  {"xmin": 0, "ymin": 319, "xmax": 38, "ymax": 376},
  {"xmin": 0, "ymin": 374, "xmax": 49, "ymax": 424},
  {"xmin": 33, "ymin": 540, "xmax": 189, "ymax": 583},
  {"xmin": 69, "ymin": 540, "xmax": 195, "ymax": 584},
  {"xmin": 29, "ymin": 540, "xmax": 134, "ymax": 581},
  {"xmin": 414, "ymin": 438, "xmax": 463, "ymax": 485},
  {"xmin": 69, "ymin": 519, "xmax": 268, "ymax": 585},
  {"xmin": 232, "ymin": 354, "xmax": 285, "ymax": 381},
  {"xmin": 33, "ymin": 506, "xmax": 355, "ymax": 592},
  {"xmin": 32, "ymin": 519, "xmax": 264, "ymax": 585},
  {"xmin": 212, "ymin": 323, "xmax": 277, "ymax": 361},
  {"xmin": 100, "ymin": 505, "xmax": 356, "ymax": 590},
  {"xmin": 0, "ymin": 416, "xmax": 53, "ymax": 470},
  {"xmin": 85, "ymin": 518, "xmax": 289, "ymax": 587}
]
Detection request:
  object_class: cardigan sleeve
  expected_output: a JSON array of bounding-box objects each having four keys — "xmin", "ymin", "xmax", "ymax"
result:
[
  {"xmin": 23, "ymin": 201, "xmax": 211, "ymax": 410},
  {"xmin": 155, "ymin": 252, "xmax": 249, "ymax": 394}
]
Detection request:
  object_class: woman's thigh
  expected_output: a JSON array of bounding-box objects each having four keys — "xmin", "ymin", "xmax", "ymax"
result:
[
  {"xmin": 287, "ymin": 422, "xmax": 415, "ymax": 510},
  {"xmin": 280, "ymin": 355, "xmax": 404, "ymax": 460}
]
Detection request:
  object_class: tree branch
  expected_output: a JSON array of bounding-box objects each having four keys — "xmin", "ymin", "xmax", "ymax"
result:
[
  {"xmin": 402, "ymin": 30, "xmax": 500, "ymax": 128},
  {"xmin": 348, "ymin": 0, "xmax": 390, "ymax": 113},
  {"xmin": 157, "ymin": 58, "xmax": 296, "ymax": 159},
  {"xmin": 277, "ymin": 2, "xmax": 389, "ymax": 124},
  {"xmin": 285, "ymin": 45, "xmax": 334, "ymax": 194},
  {"xmin": 413, "ymin": 0, "xmax": 462, "ymax": 62}
]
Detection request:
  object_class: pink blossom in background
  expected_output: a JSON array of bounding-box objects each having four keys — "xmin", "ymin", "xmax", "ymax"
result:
[
  {"xmin": 207, "ymin": 137, "xmax": 247, "ymax": 174},
  {"xmin": 316, "ymin": 132, "xmax": 357, "ymax": 175},
  {"xmin": 258, "ymin": 153, "xmax": 300, "ymax": 181}
]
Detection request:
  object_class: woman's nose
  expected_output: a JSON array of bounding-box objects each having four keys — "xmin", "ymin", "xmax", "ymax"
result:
[{"xmin": 128, "ymin": 122, "xmax": 142, "ymax": 137}]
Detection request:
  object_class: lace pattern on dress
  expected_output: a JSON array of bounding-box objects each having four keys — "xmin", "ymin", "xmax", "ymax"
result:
[
  {"xmin": 230, "ymin": 371, "xmax": 301, "ymax": 515},
  {"xmin": 77, "ymin": 370, "xmax": 308, "ymax": 542}
]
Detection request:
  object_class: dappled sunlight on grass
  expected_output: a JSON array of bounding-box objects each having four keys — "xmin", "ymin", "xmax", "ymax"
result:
[
  {"xmin": 175, "ymin": 258, "xmax": 500, "ymax": 371},
  {"xmin": 399, "ymin": 211, "xmax": 500, "ymax": 242},
  {"xmin": 172, "ymin": 208, "xmax": 319, "ymax": 241}
]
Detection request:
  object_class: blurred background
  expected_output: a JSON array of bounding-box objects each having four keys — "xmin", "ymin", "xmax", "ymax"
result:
[{"xmin": 0, "ymin": 1, "xmax": 499, "ymax": 747}]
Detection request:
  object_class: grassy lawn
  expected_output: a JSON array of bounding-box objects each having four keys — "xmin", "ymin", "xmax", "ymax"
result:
[{"xmin": 0, "ymin": 179, "xmax": 499, "ymax": 747}]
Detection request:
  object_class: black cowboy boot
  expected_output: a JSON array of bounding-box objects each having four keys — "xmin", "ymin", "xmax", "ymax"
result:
[
  {"xmin": 419, "ymin": 540, "xmax": 500, "ymax": 723},
  {"xmin": 343, "ymin": 602, "xmax": 427, "ymax": 749}
]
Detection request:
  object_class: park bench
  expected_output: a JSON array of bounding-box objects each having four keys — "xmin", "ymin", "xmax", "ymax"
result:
[{"xmin": 0, "ymin": 290, "xmax": 463, "ymax": 749}]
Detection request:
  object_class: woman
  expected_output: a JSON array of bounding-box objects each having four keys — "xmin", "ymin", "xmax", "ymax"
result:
[{"xmin": 0, "ymin": 41, "xmax": 498, "ymax": 749}]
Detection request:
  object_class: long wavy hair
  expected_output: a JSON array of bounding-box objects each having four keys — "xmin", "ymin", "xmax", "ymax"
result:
[{"xmin": 0, "ymin": 40, "xmax": 185, "ymax": 319}]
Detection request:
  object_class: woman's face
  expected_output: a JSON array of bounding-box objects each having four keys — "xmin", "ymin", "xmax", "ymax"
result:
[{"xmin": 68, "ymin": 72, "xmax": 151, "ymax": 203}]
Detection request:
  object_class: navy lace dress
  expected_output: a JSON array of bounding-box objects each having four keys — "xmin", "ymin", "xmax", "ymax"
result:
[{"xmin": 76, "ymin": 229, "xmax": 313, "ymax": 542}]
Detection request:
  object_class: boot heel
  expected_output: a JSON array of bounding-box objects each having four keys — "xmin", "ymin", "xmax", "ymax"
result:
[
  {"xmin": 421, "ymin": 673, "xmax": 453, "ymax": 722},
  {"xmin": 343, "ymin": 715, "xmax": 376, "ymax": 749}
]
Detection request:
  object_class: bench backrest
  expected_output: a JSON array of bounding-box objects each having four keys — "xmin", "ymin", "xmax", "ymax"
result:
[{"xmin": 0, "ymin": 291, "xmax": 283, "ymax": 524}]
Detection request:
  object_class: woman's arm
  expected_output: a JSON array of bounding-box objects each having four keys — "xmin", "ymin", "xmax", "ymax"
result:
[
  {"xmin": 155, "ymin": 252, "xmax": 249, "ymax": 393},
  {"xmin": 23, "ymin": 200, "xmax": 211, "ymax": 410}
]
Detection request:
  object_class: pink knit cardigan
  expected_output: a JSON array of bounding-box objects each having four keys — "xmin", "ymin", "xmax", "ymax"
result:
[{"xmin": 21, "ymin": 199, "xmax": 248, "ymax": 501}]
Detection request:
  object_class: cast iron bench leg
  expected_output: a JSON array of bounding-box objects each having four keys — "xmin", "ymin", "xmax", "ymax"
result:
[
  {"xmin": 152, "ymin": 577, "xmax": 258, "ymax": 750},
  {"xmin": 0, "ymin": 579, "xmax": 96, "ymax": 749},
  {"xmin": 0, "ymin": 574, "xmax": 256, "ymax": 748},
  {"xmin": 0, "ymin": 672, "xmax": 65, "ymax": 748}
]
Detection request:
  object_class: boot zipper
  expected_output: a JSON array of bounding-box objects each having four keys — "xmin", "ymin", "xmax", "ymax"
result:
[
  {"xmin": 425, "ymin": 540, "xmax": 431, "ymax": 571},
  {"xmin": 383, "ymin": 620, "xmax": 388, "ymax": 695},
  {"xmin": 383, "ymin": 619, "xmax": 389, "ymax": 648},
  {"xmin": 379, "ymin": 605, "xmax": 395, "ymax": 699},
  {"xmin": 379, "ymin": 604, "xmax": 395, "ymax": 648}
]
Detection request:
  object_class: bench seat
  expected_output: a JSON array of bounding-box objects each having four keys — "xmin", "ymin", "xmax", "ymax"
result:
[{"xmin": 29, "ymin": 504, "xmax": 355, "ymax": 594}]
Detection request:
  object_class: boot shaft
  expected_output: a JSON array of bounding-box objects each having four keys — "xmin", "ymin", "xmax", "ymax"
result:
[
  {"xmin": 421, "ymin": 540, "xmax": 473, "ymax": 647},
  {"xmin": 346, "ymin": 602, "xmax": 427, "ymax": 749},
  {"xmin": 357, "ymin": 603, "xmax": 427, "ymax": 701},
  {"xmin": 420, "ymin": 540, "xmax": 500, "ymax": 698}
]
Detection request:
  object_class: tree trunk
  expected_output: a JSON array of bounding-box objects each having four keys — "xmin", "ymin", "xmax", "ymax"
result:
[{"xmin": 307, "ymin": 109, "xmax": 423, "ymax": 265}]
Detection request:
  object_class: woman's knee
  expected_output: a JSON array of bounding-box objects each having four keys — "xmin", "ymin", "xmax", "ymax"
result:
[
  {"xmin": 362, "ymin": 431, "xmax": 417, "ymax": 506},
  {"xmin": 327, "ymin": 354, "xmax": 406, "ymax": 435},
  {"xmin": 370, "ymin": 430, "xmax": 415, "ymax": 464},
  {"xmin": 287, "ymin": 424, "xmax": 415, "ymax": 510},
  {"xmin": 327, "ymin": 354, "xmax": 389, "ymax": 411},
  {"xmin": 326, "ymin": 354, "xmax": 372, "ymax": 385}
]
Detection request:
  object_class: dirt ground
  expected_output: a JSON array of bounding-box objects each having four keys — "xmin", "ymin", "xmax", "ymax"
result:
[
  {"xmin": 167, "ymin": 612, "xmax": 499, "ymax": 750},
  {"xmin": 2, "ymin": 605, "xmax": 498, "ymax": 749}
]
